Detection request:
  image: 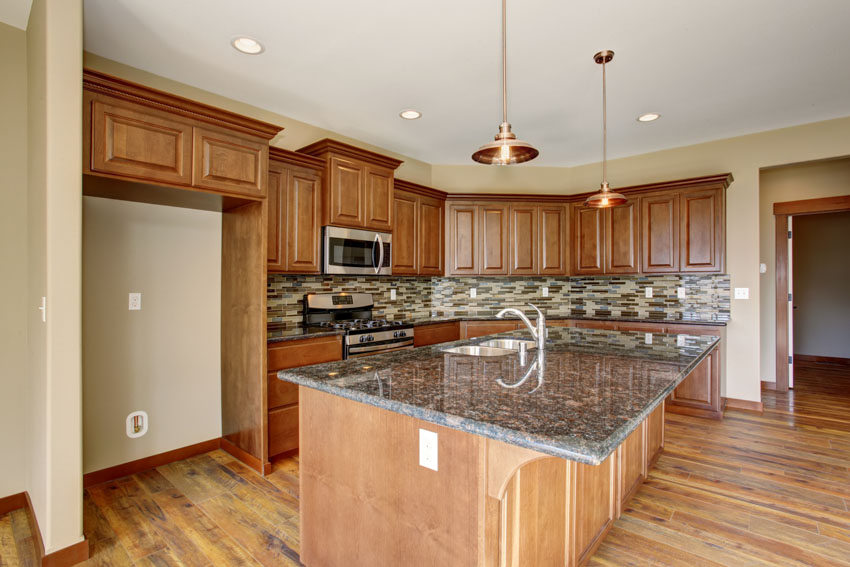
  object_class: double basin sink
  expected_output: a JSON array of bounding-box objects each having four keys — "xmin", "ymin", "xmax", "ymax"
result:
[{"xmin": 442, "ymin": 339, "xmax": 536, "ymax": 357}]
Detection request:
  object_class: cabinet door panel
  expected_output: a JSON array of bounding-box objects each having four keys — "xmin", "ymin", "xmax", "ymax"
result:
[
  {"xmin": 479, "ymin": 204, "xmax": 509, "ymax": 275},
  {"xmin": 573, "ymin": 205, "xmax": 605, "ymax": 274},
  {"xmin": 269, "ymin": 405, "xmax": 299, "ymax": 457},
  {"xmin": 267, "ymin": 168, "xmax": 286, "ymax": 271},
  {"xmin": 680, "ymin": 188, "xmax": 723, "ymax": 272},
  {"xmin": 448, "ymin": 205, "xmax": 479, "ymax": 275},
  {"xmin": 462, "ymin": 321, "xmax": 519, "ymax": 339},
  {"xmin": 671, "ymin": 348, "xmax": 719, "ymax": 410},
  {"xmin": 418, "ymin": 196, "xmax": 444, "ymax": 275},
  {"xmin": 268, "ymin": 377, "xmax": 299, "ymax": 410},
  {"xmin": 641, "ymin": 193, "xmax": 679, "ymax": 273},
  {"xmin": 392, "ymin": 191, "xmax": 418, "ymax": 275},
  {"xmin": 328, "ymin": 156, "xmax": 364, "ymax": 227},
  {"xmin": 539, "ymin": 205, "xmax": 567, "ymax": 275},
  {"xmin": 573, "ymin": 453, "xmax": 617, "ymax": 565},
  {"xmin": 193, "ymin": 127, "xmax": 267, "ymax": 197},
  {"xmin": 91, "ymin": 99, "xmax": 193, "ymax": 186},
  {"xmin": 605, "ymin": 201, "xmax": 639, "ymax": 273},
  {"xmin": 287, "ymin": 169, "xmax": 322, "ymax": 273},
  {"xmin": 510, "ymin": 205, "xmax": 538, "ymax": 275},
  {"xmin": 364, "ymin": 166, "xmax": 393, "ymax": 231},
  {"xmin": 414, "ymin": 322, "xmax": 460, "ymax": 347},
  {"xmin": 618, "ymin": 422, "xmax": 646, "ymax": 510},
  {"xmin": 645, "ymin": 402, "xmax": 665, "ymax": 469}
]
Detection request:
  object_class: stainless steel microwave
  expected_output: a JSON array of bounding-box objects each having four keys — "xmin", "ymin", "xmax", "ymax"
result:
[{"xmin": 323, "ymin": 226, "xmax": 392, "ymax": 275}]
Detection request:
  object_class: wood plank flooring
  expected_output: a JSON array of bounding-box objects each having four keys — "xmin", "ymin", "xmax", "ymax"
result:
[{"xmin": 1, "ymin": 360, "xmax": 848, "ymax": 566}]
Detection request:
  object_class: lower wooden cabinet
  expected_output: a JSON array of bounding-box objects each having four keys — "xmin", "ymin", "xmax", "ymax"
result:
[
  {"xmin": 267, "ymin": 334, "xmax": 343, "ymax": 459},
  {"xmin": 460, "ymin": 320, "xmax": 522, "ymax": 339},
  {"xmin": 414, "ymin": 322, "xmax": 460, "ymax": 347}
]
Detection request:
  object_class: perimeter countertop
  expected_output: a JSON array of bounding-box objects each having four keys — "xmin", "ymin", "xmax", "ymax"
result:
[
  {"xmin": 411, "ymin": 314, "xmax": 728, "ymax": 327},
  {"xmin": 278, "ymin": 327, "xmax": 718, "ymax": 465}
]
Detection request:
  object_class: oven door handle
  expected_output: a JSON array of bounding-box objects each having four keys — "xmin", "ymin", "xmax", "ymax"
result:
[{"xmin": 374, "ymin": 233, "xmax": 384, "ymax": 274}]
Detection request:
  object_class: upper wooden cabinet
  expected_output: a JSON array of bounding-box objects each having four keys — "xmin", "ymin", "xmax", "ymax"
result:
[
  {"xmin": 605, "ymin": 201, "xmax": 639, "ymax": 274},
  {"xmin": 572, "ymin": 205, "xmax": 605, "ymax": 275},
  {"xmin": 680, "ymin": 187, "xmax": 724, "ymax": 272},
  {"xmin": 392, "ymin": 181, "xmax": 446, "ymax": 276},
  {"xmin": 267, "ymin": 148, "xmax": 324, "ymax": 274},
  {"xmin": 83, "ymin": 70, "xmax": 280, "ymax": 200},
  {"xmin": 509, "ymin": 203, "xmax": 568, "ymax": 276},
  {"xmin": 447, "ymin": 202, "xmax": 511, "ymax": 276},
  {"xmin": 641, "ymin": 193, "xmax": 680, "ymax": 273},
  {"xmin": 479, "ymin": 204, "xmax": 510, "ymax": 275},
  {"xmin": 447, "ymin": 204, "xmax": 479, "ymax": 276},
  {"xmin": 539, "ymin": 205, "xmax": 568, "ymax": 275},
  {"xmin": 298, "ymin": 139, "xmax": 403, "ymax": 232}
]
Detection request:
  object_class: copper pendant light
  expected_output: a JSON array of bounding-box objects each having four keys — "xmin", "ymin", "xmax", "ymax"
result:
[
  {"xmin": 584, "ymin": 50, "xmax": 627, "ymax": 208},
  {"xmin": 471, "ymin": 0, "xmax": 539, "ymax": 165}
]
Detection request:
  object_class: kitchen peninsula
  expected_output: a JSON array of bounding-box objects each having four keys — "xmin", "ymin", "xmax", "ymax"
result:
[{"xmin": 279, "ymin": 326, "xmax": 719, "ymax": 567}]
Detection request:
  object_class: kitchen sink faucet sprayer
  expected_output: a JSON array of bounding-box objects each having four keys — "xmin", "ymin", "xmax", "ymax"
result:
[{"xmin": 495, "ymin": 303, "xmax": 547, "ymax": 350}]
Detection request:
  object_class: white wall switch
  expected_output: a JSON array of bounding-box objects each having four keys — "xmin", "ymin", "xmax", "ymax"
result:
[
  {"xmin": 645, "ymin": 287, "xmax": 653, "ymax": 299},
  {"xmin": 419, "ymin": 428, "xmax": 438, "ymax": 471},
  {"xmin": 129, "ymin": 292, "xmax": 142, "ymax": 310},
  {"xmin": 542, "ymin": 287, "xmax": 549, "ymax": 297},
  {"xmin": 677, "ymin": 334, "xmax": 686, "ymax": 347},
  {"xmin": 677, "ymin": 287, "xmax": 686, "ymax": 299},
  {"xmin": 734, "ymin": 287, "xmax": 749, "ymax": 299},
  {"xmin": 645, "ymin": 333, "xmax": 653, "ymax": 345},
  {"xmin": 469, "ymin": 288, "xmax": 477, "ymax": 299},
  {"xmin": 759, "ymin": 263, "xmax": 767, "ymax": 274},
  {"xmin": 390, "ymin": 289, "xmax": 397, "ymax": 300}
]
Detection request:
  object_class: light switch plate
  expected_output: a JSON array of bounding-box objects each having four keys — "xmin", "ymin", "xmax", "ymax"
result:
[
  {"xmin": 129, "ymin": 292, "xmax": 141, "ymax": 311},
  {"xmin": 677, "ymin": 334, "xmax": 686, "ymax": 347},
  {"xmin": 419, "ymin": 429, "xmax": 438, "ymax": 471},
  {"xmin": 470, "ymin": 288, "xmax": 477, "ymax": 299},
  {"xmin": 677, "ymin": 287, "xmax": 686, "ymax": 299},
  {"xmin": 542, "ymin": 287, "xmax": 549, "ymax": 297},
  {"xmin": 390, "ymin": 289, "xmax": 397, "ymax": 300},
  {"xmin": 645, "ymin": 333, "xmax": 653, "ymax": 345},
  {"xmin": 734, "ymin": 287, "xmax": 750, "ymax": 299},
  {"xmin": 645, "ymin": 287, "xmax": 653, "ymax": 299}
]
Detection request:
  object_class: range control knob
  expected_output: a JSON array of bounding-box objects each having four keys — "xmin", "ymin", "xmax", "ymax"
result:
[
  {"xmin": 368, "ymin": 335, "xmax": 375, "ymax": 342},
  {"xmin": 400, "ymin": 330, "xmax": 407, "ymax": 337},
  {"xmin": 359, "ymin": 336, "xmax": 366, "ymax": 343},
  {"xmin": 393, "ymin": 331, "xmax": 399, "ymax": 338}
]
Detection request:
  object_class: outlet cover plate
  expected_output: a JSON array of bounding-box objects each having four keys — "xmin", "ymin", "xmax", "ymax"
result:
[
  {"xmin": 419, "ymin": 429, "xmax": 438, "ymax": 471},
  {"xmin": 734, "ymin": 287, "xmax": 750, "ymax": 299}
]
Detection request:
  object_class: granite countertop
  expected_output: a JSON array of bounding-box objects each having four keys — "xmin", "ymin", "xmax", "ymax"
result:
[
  {"xmin": 278, "ymin": 327, "xmax": 718, "ymax": 465},
  {"xmin": 412, "ymin": 314, "xmax": 728, "ymax": 327},
  {"xmin": 267, "ymin": 324, "xmax": 345, "ymax": 344}
]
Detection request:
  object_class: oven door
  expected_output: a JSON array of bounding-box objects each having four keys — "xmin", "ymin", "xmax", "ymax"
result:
[{"xmin": 324, "ymin": 226, "xmax": 392, "ymax": 275}]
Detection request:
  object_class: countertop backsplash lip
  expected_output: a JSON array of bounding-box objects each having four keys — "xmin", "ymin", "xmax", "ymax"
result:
[{"xmin": 268, "ymin": 273, "xmax": 731, "ymax": 335}]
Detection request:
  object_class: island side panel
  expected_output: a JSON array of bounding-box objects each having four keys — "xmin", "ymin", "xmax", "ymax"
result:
[{"xmin": 299, "ymin": 387, "xmax": 482, "ymax": 567}]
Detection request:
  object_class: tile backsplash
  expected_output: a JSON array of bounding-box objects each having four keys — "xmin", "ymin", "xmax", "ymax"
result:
[{"xmin": 268, "ymin": 274, "xmax": 730, "ymax": 327}]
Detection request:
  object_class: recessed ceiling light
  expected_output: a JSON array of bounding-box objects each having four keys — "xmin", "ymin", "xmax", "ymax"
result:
[
  {"xmin": 637, "ymin": 113, "xmax": 661, "ymax": 122},
  {"xmin": 231, "ymin": 36, "xmax": 265, "ymax": 55},
  {"xmin": 399, "ymin": 109, "xmax": 422, "ymax": 120}
]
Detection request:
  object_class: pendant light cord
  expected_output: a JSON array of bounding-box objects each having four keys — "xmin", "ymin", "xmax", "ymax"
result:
[
  {"xmin": 502, "ymin": 0, "xmax": 508, "ymax": 125},
  {"xmin": 602, "ymin": 57, "xmax": 607, "ymax": 189}
]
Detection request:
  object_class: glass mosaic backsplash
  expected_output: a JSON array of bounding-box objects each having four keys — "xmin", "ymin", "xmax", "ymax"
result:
[{"xmin": 268, "ymin": 274, "xmax": 731, "ymax": 327}]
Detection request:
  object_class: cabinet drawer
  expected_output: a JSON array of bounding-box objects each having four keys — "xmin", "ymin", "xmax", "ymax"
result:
[
  {"xmin": 269, "ymin": 405, "xmax": 299, "ymax": 457},
  {"xmin": 414, "ymin": 322, "xmax": 460, "ymax": 347},
  {"xmin": 268, "ymin": 375, "xmax": 299, "ymax": 409},
  {"xmin": 90, "ymin": 98, "xmax": 193, "ymax": 186},
  {"xmin": 574, "ymin": 320, "xmax": 617, "ymax": 330},
  {"xmin": 461, "ymin": 321, "xmax": 520, "ymax": 339},
  {"xmin": 268, "ymin": 335, "xmax": 343, "ymax": 371},
  {"xmin": 193, "ymin": 126, "xmax": 267, "ymax": 197}
]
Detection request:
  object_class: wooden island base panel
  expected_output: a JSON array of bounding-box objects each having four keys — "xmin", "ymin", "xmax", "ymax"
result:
[{"xmin": 299, "ymin": 387, "xmax": 665, "ymax": 567}]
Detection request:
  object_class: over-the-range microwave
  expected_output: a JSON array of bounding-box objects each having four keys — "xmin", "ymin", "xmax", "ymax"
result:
[{"xmin": 323, "ymin": 226, "xmax": 392, "ymax": 275}]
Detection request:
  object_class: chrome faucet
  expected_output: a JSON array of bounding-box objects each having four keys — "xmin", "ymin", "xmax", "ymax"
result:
[{"xmin": 495, "ymin": 303, "xmax": 547, "ymax": 350}]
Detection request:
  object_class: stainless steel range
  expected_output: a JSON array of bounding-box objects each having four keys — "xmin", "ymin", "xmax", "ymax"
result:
[{"xmin": 303, "ymin": 293, "xmax": 414, "ymax": 359}]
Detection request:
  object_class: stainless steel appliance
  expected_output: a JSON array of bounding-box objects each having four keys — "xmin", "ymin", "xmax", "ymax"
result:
[
  {"xmin": 323, "ymin": 226, "xmax": 392, "ymax": 275},
  {"xmin": 303, "ymin": 292, "xmax": 413, "ymax": 359}
]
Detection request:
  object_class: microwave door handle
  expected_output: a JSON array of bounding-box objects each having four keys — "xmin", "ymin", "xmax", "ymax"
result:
[
  {"xmin": 372, "ymin": 233, "xmax": 379, "ymax": 273},
  {"xmin": 375, "ymin": 233, "xmax": 384, "ymax": 273}
]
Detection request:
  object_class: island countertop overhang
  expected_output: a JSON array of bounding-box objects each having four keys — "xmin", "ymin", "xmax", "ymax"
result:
[{"xmin": 278, "ymin": 327, "xmax": 719, "ymax": 465}]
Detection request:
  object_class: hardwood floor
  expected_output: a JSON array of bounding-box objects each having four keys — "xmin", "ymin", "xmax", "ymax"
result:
[{"xmin": 1, "ymin": 361, "xmax": 848, "ymax": 566}]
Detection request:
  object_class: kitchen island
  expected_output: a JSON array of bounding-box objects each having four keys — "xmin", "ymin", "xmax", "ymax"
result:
[{"xmin": 279, "ymin": 327, "xmax": 719, "ymax": 567}]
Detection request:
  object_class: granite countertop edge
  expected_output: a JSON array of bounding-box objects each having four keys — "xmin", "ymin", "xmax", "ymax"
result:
[{"xmin": 278, "ymin": 335, "xmax": 719, "ymax": 465}]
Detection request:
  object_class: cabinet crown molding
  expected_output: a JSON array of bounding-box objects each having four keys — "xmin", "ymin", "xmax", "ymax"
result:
[
  {"xmin": 269, "ymin": 146, "xmax": 327, "ymax": 170},
  {"xmin": 83, "ymin": 69, "xmax": 283, "ymax": 140},
  {"xmin": 394, "ymin": 178, "xmax": 447, "ymax": 200},
  {"xmin": 298, "ymin": 138, "xmax": 404, "ymax": 170}
]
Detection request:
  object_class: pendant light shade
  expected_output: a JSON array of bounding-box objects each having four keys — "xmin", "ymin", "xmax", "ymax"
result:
[
  {"xmin": 471, "ymin": 0, "xmax": 538, "ymax": 165},
  {"xmin": 584, "ymin": 50, "xmax": 627, "ymax": 208}
]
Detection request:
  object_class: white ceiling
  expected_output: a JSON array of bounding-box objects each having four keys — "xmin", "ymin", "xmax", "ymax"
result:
[
  {"xmin": 83, "ymin": 0, "xmax": 850, "ymax": 167},
  {"xmin": 0, "ymin": 0, "xmax": 32, "ymax": 30}
]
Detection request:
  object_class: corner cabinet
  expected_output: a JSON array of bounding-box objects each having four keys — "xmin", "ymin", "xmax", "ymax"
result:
[
  {"xmin": 298, "ymin": 139, "xmax": 403, "ymax": 232},
  {"xmin": 392, "ymin": 180, "xmax": 445, "ymax": 276},
  {"xmin": 267, "ymin": 148, "xmax": 324, "ymax": 274}
]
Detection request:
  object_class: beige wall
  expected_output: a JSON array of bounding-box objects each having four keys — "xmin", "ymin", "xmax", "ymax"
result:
[
  {"xmin": 82, "ymin": 197, "xmax": 222, "ymax": 473},
  {"xmin": 758, "ymin": 157, "xmax": 850, "ymax": 381},
  {"xmin": 26, "ymin": 0, "xmax": 84, "ymax": 553},
  {"xmin": 434, "ymin": 118, "xmax": 850, "ymax": 401},
  {"xmin": 791, "ymin": 211, "xmax": 850, "ymax": 359},
  {"xmin": 0, "ymin": 21, "xmax": 29, "ymax": 499},
  {"xmin": 82, "ymin": 52, "xmax": 433, "ymax": 188}
]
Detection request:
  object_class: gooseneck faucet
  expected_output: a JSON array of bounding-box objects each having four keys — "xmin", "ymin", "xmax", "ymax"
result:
[{"xmin": 495, "ymin": 303, "xmax": 547, "ymax": 350}]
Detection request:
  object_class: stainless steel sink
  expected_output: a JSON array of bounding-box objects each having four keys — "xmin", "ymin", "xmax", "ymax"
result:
[
  {"xmin": 479, "ymin": 339, "xmax": 537, "ymax": 351},
  {"xmin": 441, "ymin": 345, "xmax": 514, "ymax": 357}
]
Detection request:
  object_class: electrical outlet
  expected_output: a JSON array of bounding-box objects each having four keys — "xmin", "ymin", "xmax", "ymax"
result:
[
  {"xmin": 126, "ymin": 411, "xmax": 148, "ymax": 438},
  {"xmin": 677, "ymin": 334, "xmax": 686, "ymax": 347},
  {"xmin": 645, "ymin": 333, "xmax": 653, "ymax": 345},
  {"xmin": 390, "ymin": 289, "xmax": 397, "ymax": 300},
  {"xmin": 645, "ymin": 287, "xmax": 653, "ymax": 299},
  {"xmin": 542, "ymin": 287, "xmax": 549, "ymax": 297},
  {"xmin": 470, "ymin": 288, "xmax": 477, "ymax": 299},
  {"xmin": 734, "ymin": 287, "xmax": 749, "ymax": 300},
  {"xmin": 129, "ymin": 292, "xmax": 142, "ymax": 310},
  {"xmin": 419, "ymin": 429, "xmax": 438, "ymax": 471},
  {"xmin": 677, "ymin": 287, "xmax": 686, "ymax": 299}
]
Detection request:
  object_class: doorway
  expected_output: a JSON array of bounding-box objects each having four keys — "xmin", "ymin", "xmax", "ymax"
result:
[{"xmin": 774, "ymin": 195, "xmax": 850, "ymax": 391}]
